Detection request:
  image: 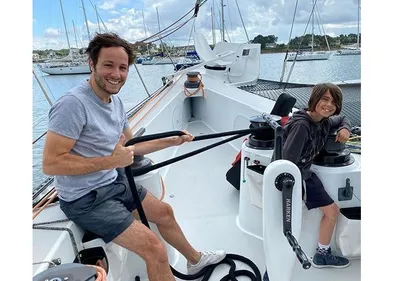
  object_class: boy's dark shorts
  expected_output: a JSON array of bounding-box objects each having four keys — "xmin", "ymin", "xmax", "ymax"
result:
[
  {"xmin": 303, "ymin": 172, "xmax": 334, "ymax": 210},
  {"xmin": 59, "ymin": 169, "xmax": 147, "ymax": 243}
]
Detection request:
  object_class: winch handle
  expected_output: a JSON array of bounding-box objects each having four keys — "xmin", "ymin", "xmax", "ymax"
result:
[
  {"xmin": 260, "ymin": 112, "xmax": 283, "ymax": 161},
  {"xmin": 285, "ymin": 231, "xmax": 311, "ymax": 270}
]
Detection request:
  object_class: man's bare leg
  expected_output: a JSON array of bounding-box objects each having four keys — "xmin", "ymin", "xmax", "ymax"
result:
[
  {"xmin": 132, "ymin": 192, "xmax": 201, "ymax": 264},
  {"xmin": 113, "ymin": 219, "xmax": 175, "ymax": 281}
]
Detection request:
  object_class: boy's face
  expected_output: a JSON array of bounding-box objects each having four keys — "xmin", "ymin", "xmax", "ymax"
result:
[{"xmin": 315, "ymin": 91, "xmax": 336, "ymax": 118}]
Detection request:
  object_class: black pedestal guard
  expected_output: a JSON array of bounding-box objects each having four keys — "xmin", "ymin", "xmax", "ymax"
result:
[{"xmin": 124, "ymin": 129, "xmax": 262, "ymax": 280}]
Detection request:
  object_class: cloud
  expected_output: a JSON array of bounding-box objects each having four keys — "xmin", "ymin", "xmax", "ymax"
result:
[
  {"xmin": 44, "ymin": 28, "xmax": 61, "ymax": 38},
  {"xmin": 33, "ymin": 0, "xmax": 361, "ymax": 50},
  {"xmin": 98, "ymin": 0, "xmax": 131, "ymax": 10}
]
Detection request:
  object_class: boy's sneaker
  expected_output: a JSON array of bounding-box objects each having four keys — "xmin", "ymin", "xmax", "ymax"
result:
[
  {"xmin": 187, "ymin": 250, "xmax": 226, "ymax": 275},
  {"xmin": 312, "ymin": 248, "xmax": 350, "ymax": 268}
]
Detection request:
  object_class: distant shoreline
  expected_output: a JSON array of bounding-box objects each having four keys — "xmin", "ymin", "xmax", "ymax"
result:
[
  {"xmin": 260, "ymin": 47, "xmax": 345, "ymax": 54},
  {"xmin": 33, "ymin": 48, "xmax": 351, "ymax": 62}
]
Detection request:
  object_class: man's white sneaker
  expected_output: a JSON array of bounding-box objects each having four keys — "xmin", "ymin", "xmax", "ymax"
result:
[{"xmin": 187, "ymin": 250, "xmax": 226, "ymax": 275}]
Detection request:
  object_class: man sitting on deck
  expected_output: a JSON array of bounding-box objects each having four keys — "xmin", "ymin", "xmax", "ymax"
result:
[{"xmin": 42, "ymin": 32, "xmax": 225, "ymax": 281}]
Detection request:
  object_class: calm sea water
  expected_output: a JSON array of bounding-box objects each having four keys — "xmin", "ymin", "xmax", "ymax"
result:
[{"xmin": 32, "ymin": 53, "xmax": 361, "ymax": 192}]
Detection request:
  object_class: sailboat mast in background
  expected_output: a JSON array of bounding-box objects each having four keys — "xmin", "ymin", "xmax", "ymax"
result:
[{"xmin": 59, "ymin": 0, "xmax": 73, "ymax": 60}]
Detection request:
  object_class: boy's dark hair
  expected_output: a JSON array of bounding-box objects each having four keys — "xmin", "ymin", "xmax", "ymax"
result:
[
  {"xmin": 85, "ymin": 32, "xmax": 136, "ymax": 68},
  {"xmin": 308, "ymin": 83, "xmax": 343, "ymax": 115}
]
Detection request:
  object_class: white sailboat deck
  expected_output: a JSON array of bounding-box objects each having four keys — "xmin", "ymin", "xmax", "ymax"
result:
[
  {"xmin": 32, "ymin": 32, "xmax": 361, "ymax": 280},
  {"xmin": 165, "ymin": 121, "xmax": 361, "ymax": 281}
]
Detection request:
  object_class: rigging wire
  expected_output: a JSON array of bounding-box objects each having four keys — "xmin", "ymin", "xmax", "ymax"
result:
[
  {"xmin": 35, "ymin": 68, "xmax": 57, "ymax": 102},
  {"xmin": 285, "ymin": 0, "xmax": 319, "ymax": 84},
  {"xmin": 147, "ymin": 7, "xmax": 176, "ymax": 69},
  {"xmin": 86, "ymin": 0, "xmax": 110, "ymax": 33},
  {"xmin": 279, "ymin": 0, "xmax": 300, "ymax": 83},
  {"xmin": 156, "ymin": 11, "xmax": 178, "ymax": 69},
  {"xmin": 234, "ymin": 0, "xmax": 249, "ymax": 42},
  {"xmin": 215, "ymin": 2, "xmax": 231, "ymax": 42},
  {"xmin": 33, "ymin": 69, "xmax": 54, "ymax": 106},
  {"xmin": 158, "ymin": 13, "xmax": 176, "ymax": 50},
  {"xmin": 214, "ymin": 1, "xmax": 232, "ymax": 43},
  {"xmin": 33, "ymin": 131, "xmax": 47, "ymax": 145},
  {"xmin": 137, "ymin": 11, "xmax": 191, "ymax": 43},
  {"xmin": 186, "ymin": 18, "xmax": 197, "ymax": 54},
  {"xmin": 215, "ymin": 2, "xmax": 224, "ymax": 40},
  {"xmin": 135, "ymin": 0, "xmax": 207, "ymax": 45},
  {"xmin": 143, "ymin": 19, "xmax": 194, "ymax": 45},
  {"xmin": 226, "ymin": 0, "xmax": 235, "ymax": 43},
  {"xmin": 33, "ymin": 115, "xmax": 48, "ymax": 130},
  {"xmin": 315, "ymin": 5, "xmax": 331, "ymax": 51}
]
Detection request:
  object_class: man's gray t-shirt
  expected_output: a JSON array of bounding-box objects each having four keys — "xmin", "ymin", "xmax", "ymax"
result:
[{"xmin": 48, "ymin": 80, "xmax": 130, "ymax": 202}]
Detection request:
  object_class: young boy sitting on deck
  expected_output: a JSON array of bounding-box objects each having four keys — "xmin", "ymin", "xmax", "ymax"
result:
[{"xmin": 264, "ymin": 82, "xmax": 351, "ymax": 280}]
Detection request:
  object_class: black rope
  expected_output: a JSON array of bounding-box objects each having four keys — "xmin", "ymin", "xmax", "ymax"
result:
[
  {"xmin": 126, "ymin": 127, "xmax": 274, "ymax": 176},
  {"xmin": 125, "ymin": 129, "xmax": 263, "ymax": 280},
  {"xmin": 169, "ymin": 254, "xmax": 261, "ymax": 281},
  {"xmin": 132, "ymin": 133, "xmax": 246, "ymax": 176}
]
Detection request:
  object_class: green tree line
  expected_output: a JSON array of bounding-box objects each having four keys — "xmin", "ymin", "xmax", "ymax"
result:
[
  {"xmin": 34, "ymin": 33, "xmax": 361, "ymax": 57},
  {"xmin": 251, "ymin": 33, "xmax": 361, "ymax": 50}
]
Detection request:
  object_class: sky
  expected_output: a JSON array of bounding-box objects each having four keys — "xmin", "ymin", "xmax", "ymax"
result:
[{"xmin": 32, "ymin": 0, "xmax": 363, "ymax": 50}]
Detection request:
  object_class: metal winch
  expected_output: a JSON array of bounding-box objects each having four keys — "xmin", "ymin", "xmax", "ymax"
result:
[{"xmin": 246, "ymin": 114, "xmax": 281, "ymax": 150}]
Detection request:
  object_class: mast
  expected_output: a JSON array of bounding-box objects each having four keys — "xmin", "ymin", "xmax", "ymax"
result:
[
  {"xmin": 72, "ymin": 20, "xmax": 78, "ymax": 48},
  {"xmin": 81, "ymin": 0, "xmax": 91, "ymax": 41},
  {"xmin": 357, "ymin": 0, "xmax": 360, "ymax": 49},
  {"xmin": 221, "ymin": 0, "xmax": 225, "ymax": 41},
  {"xmin": 142, "ymin": 10, "xmax": 150, "ymax": 55},
  {"xmin": 311, "ymin": 0, "xmax": 314, "ymax": 53},
  {"xmin": 59, "ymin": 0, "xmax": 73, "ymax": 60},
  {"xmin": 156, "ymin": 7, "xmax": 162, "ymax": 53},
  {"xmin": 95, "ymin": 5, "xmax": 101, "ymax": 32},
  {"xmin": 211, "ymin": 6, "xmax": 216, "ymax": 45}
]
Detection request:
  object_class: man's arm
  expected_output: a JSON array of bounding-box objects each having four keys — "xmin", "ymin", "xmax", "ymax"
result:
[
  {"xmin": 42, "ymin": 131, "xmax": 133, "ymax": 176},
  {"xmin": 123, "ymin": 127, "xmax": 193, "ymax": 156}
]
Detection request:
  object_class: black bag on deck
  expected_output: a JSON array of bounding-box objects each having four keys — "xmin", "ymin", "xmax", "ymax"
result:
[
  {"xmin": 226, "ymin": 159, "xmax": 241, "ymax": 190},
  {"xmin": 225, "ymin": 92, "xmax": 296, "ymax": 191}
]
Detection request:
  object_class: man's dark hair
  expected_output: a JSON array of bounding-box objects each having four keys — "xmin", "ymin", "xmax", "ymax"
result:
[
  {"xmin": 308, "ymin": 83, "xmax": 343, "ymax": 115},
  {"xmin": 85, "ymin": 32, "xmax": 136, "ymax": 68}
]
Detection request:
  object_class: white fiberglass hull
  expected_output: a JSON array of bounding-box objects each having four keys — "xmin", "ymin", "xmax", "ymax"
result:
[
  {"xmin": 142, "ymin": 58, "xmax": 175, "ymax": 65},
  {"xmin": 335, "ymin": 49, "xmax": 361, "ymax": 56},
  {"xmin": 287, "ymin": 52, "xmax": 331, "ymax": 61},
  {"xmin": 38, "ymin": 64, "xmax": 91, "ymax": 75}
]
